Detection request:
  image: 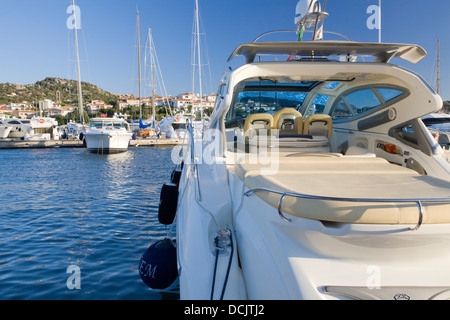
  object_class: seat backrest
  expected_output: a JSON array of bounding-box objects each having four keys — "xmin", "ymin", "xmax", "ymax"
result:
[
  {"xmin": 244, "ymin": 113, "xmax": 273, "ymax": 137},
  {"xmin": 303, "ymin": 114, "xmax": 333, "ymax": 138},
  {"xmin": 272, "ymin": 108, "xmax": 303, "ymax": 136}
]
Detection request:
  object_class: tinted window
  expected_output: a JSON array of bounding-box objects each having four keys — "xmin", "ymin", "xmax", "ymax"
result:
[
  {"xmin": 331, "ymin": 99, "xmax": 353, "ymax": 119},
  {"xmin": 345, "ymin": 89, "xmax": 381, "ymax": 114},
  {"xmin": 305, "ymin": 94, "xmax": 329, "ymax": 116},
  {"xmin": 331, "ymin": 86, "xmax": 407, "ymax": 121},
  {"xmin": 378, "ymin": 88, "xmax": 403, "ymax": 102}
]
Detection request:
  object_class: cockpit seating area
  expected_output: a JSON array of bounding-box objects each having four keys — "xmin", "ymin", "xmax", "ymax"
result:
[
  {"xmin": 273, "ymin": 108, "xmax": 303, "ymax": 136},
  {"xmin": 242, "ymin": 111, "xmax": 332, "ymax": 153},
  {"xmin": 303, "ymin": 114, "xmax": 333, "ymax": 138},
  {"xmin": 244, "ymin": 113, "xmax": 273, "ymax": 138},
  {"xmin": 236, "ymin": 155, "xmax": 450, "ymax": 225}
]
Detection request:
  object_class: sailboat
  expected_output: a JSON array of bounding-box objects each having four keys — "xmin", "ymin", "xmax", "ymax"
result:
[
  {"xmin": 67, "ymin": 0, "xmax": 87, "ymax": 136},
  {"xmin": 83, "ymin": 4, "xmax": 133, "ymax": 153},
  {"xmin": 140, "ymin": 26, "xmax": 174, "ymax": 137}
]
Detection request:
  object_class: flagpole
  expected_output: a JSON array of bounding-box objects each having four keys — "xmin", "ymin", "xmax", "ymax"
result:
[{"xmin": 378, "ymin": 0, "xmax": 382, "ymax": 43}]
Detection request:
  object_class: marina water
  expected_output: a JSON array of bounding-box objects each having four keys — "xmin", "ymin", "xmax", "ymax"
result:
[{"xmin": 0, "ymin": 147, "xmax": 179, "ymax": 299}]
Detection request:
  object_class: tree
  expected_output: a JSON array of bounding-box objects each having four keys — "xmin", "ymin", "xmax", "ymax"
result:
[
  {"xmin": 443, "ymin": 101, "xmax": 450, "ymax": 113},
  {"xmin": 55, "ymin": 114, "xmax": 65, "ymax": 126}
]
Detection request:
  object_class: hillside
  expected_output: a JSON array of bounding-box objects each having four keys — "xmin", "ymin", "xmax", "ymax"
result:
[{"xmin": 0, "ymin": 77, "xmax": 124, "ymax": 105}]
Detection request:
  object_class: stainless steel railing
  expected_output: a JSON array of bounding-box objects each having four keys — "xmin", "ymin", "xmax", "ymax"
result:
[{"xmin": 244, "ymin": 187, "xmax": 450, "ymax": 230}]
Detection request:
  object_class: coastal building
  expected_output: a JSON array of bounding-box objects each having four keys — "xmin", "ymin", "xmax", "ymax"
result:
[
  {"xmin": 170, "ymin": 98, "xmax": 191, "ymax": 111},
  {"xmin": 20, "ymin": 110, "xmax": 39, "ymax": 119},
  {"xmin": 170, "ymin": 93, "xmax": 216, "ymax": 113},
  {"xmin": 85, "ymin": 100, "xmax": 113, "ymax": 115},
  {"xmin": 0, "ymin": 107, "xmax": 13, "ymax": 117},
  {"xmin": 116, "ymin": 97, "xmax": 151, "ymax": 111},
  {"xmin": 9, "ymin": 101, "xmax": 35, "ymax": 110},
  {"xmin": 38, "ymin": 99, "xmax": 54, "ymax": 111},
  {"xmin": 46, "ymin": 106, "xmax": 73, "ymax": 117},
  {"xmin": 0, "ymin": 108, "xmax": 37, "ymax": 119}
]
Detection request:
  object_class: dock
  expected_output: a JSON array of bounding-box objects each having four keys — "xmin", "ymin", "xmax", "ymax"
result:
[{"xmin": 0, "ymin": 138, "xmax": 183, "ymax": 149}]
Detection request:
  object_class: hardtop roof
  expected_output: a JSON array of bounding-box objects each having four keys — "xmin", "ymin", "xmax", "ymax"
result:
[{"xmin": 228, "ymin": 41, "xmax": 427, "ymax": 64}]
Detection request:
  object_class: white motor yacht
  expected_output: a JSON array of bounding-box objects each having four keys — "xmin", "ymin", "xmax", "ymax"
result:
[
  {"xmin": 63, "ymin": 120, "xmax": 87, "ymax": 140},
  {"xmin": 83, "ymin": 117, "xmax": 133, "ymax": 154},
  {"xmin": 151, "ymin": 1, "xmax": 450, "ymax": 300},
  {"xmin": 422, "ymin": 113, "xmax": 450, "ymax": 155},
  {"xmin": 4, "ymin": 118, "xmax": 32, "ymax": 139},
  {"xmin": 159, "ymin": 114, "xmax": 206, "ymax": 139},
  {"xmin": 27, "ymin": 117, "xmax": 60, "ymax": 140},
  {"xmin": 0, "ymin": 120, "xmax": 12, "ymax": 139}
]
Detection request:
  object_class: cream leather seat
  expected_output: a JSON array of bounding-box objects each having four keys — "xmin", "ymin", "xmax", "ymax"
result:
[
  {"xmin": 272, "ymin": 108, "xmax": 303, "ymax": 136},
  {"xmin": 303, "ymin": 114, "xmax": 333, "ymax": 138},
  {"xmin": 236, "ymin": 156, "xmax": 450, "ymax": 224},
  {"xmin": 244, "ymin": 113, "xmax": 273, "ymax": 137}
]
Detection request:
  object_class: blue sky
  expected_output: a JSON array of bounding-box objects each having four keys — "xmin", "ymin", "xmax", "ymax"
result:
[{"xmin": 0, "ymin": 0, "xmax": 449, "ymax": 101}]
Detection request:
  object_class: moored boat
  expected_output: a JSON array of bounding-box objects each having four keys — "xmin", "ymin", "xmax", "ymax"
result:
[
  {"xmin": 0, "ymin": 120, "xmax": 12, "ymax": 139},
  {"xmin": 147, "ymin": 0, "xmax": 450, "ymax": 300},
  {"xmin": 84, "ymin": 117, "xmax": 133, "ymax": 154}
]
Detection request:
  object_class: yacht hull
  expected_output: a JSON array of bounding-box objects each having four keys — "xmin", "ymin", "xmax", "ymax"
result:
[
  {"xmin": 84, "ymin": 131, "xmax": 132, "ymax": 154},
  {"xmin": 0, "ymin": 126, "xmax": 11, "ymax": 139},
  {"xmin": 173, "ymin": 32, "xmax": 450, "ymax": 300},
  {"xmin": 231, "ymin": 173, "xmax": 450, "ymax": 300},
  {"xmin": 177, "ymin": 157, "xmax": 450, "ymax": 300}
]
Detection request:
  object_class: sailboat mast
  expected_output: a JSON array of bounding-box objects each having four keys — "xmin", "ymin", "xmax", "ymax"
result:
[
  {"xmin": 137, "ymin": 10, "xmax": 142, "ymax": 119},
  {"xmin": 437, "ymin": 37, "xmax": 440, "ymax": 94},
  {"xmin": 378, "ymin": 0, "xmax": 382, "ymax": 43},
  {"xmin": 72, "ymin": 0, "xmax": 84, "ymax": 125},
  {"xmin": 195, "ymin": 0, "xmax": 203, "ymax": 119},
  {"xmin": 149, "ymin": 28, "xmax": 156, "ymax": 127}
]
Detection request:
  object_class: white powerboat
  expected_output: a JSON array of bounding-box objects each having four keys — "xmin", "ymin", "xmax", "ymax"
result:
[
  {"xmin": 27, "ymin": 117, "xmax": 60, "ymax": 140},
  {"xmin": 62, "ymin": 120, "xmax": 87, "ymax": 140},
  {"xmin": 83, "ymin": 117, "xmax": 133, "ymax": 154},
  {"xmin": 149, "ymin": 1, "xmax": 450, "ymax": 300},
  {"xmin": 159, "ymin": 114, "xmax": 206, "ymax": 139},
  {"xmin": 0, "ymin": 120, "xmax": 12, "ymax": 138},
  {"xmin": 4, "ymin": 118, "xmax": 32, "ymax": 139},
  {"xmin": 421, "ymin": 113, "xmax": 450, "ymax": 163}
]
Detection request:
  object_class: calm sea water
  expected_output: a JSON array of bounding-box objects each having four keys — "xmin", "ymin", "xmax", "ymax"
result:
[{"xmin": 0, "ymin": 146, "xmax": 179, "ymax": 300}]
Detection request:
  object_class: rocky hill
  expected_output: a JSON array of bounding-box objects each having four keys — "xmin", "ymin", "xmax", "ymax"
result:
[{"xmin": 0, "ymin": 77, "xmax": 125, "ymax": 105}]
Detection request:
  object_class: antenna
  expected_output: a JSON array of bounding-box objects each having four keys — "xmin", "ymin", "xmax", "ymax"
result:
[
  {"xmin": 437, "ymin": 37, "xmax": 440, "ymax": 94},
  {"xmin": 294, "ymin": 0, "xmax": 328, "ymax": 41}
]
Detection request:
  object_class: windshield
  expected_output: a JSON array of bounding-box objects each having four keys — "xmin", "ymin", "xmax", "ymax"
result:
[
  {"xmin": 91, "ymin": 120, "xmax": 125, "ymax": 129},
  {"xmin": 225, "ymin": 79, "xmax": 319, "ymax": 128}
]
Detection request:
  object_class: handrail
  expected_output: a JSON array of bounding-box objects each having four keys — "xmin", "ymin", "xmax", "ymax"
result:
[
  {"xmin": 186, "ymin": 118, "xmax": 202, "ymax": 201},
  {"xmin": 244, "ymin": 187, "xmax": 450, "ymax": 230},
  {"xmin": 252, "ymin": 29, "xmax": 353, "ymax": 43}
]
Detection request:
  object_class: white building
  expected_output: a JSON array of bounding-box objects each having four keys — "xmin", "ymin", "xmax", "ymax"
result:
[{"xmin": 38, "ymin": 99, "xmax": 54, "ymax": 111}]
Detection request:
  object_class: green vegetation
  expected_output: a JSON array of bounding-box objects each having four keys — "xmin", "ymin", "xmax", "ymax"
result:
[
  {"xmin": 443, "ymin": 101, "xmax": 450, "ymax": 113},
  {"xmin": 0, "ymin": 77, "xmax": 119, "ymax": 106}
]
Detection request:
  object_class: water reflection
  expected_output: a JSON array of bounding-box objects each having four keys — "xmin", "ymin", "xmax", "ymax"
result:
[{"xmin": 0, "ymin": 147, "xmax": 177, "ymax": 299}]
